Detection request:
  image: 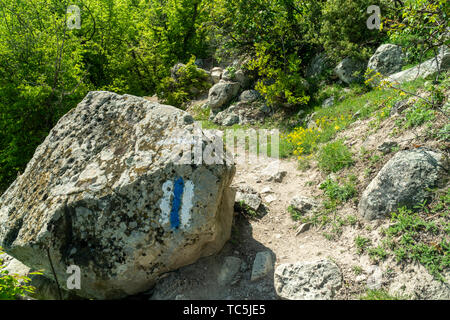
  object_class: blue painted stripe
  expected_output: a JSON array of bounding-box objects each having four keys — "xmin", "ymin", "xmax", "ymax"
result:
[{"xmin": 170, "ymin": 177, "xmax": 184, "ymax": 229}]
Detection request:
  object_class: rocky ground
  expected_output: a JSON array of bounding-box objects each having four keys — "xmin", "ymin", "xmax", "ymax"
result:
[{"xmin": 148, "ymin": 96, "xmax": 450, "ymax": 300}]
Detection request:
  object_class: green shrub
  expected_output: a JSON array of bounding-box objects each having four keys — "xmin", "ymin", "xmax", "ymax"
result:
[
  {"xmin": 0, "ymin": 248, "xmax": 41, "ymax": 300},
  {"xmin": 235, "ymin": 200, "xmax": 259, "ymax": 219},
  {"xmin": 403, "ymin": 103, "xmax": 436, "ymax": 128},
  {"xmin": 355, "ymin": 236, "xmax": 372, "ymax": 254},
  {"xmin": 320, "ymin": 176, "xmax": 357, "ymax": 203},
  {"xmin": 288, "ymin": 205, "xmax": 303, "ymax": 221},
  {"xmin": 249, "ymin": 45, "xmax": 310, "ymax": 109},
  {"xmin": 157, "ymin": 57, "xmax": 212, "ymax": 108},
  {"xmin": 319, "ymin": 0, "xmax": 391, "ymax": 61},
  {"xmin": 317, "ymin": 140, "xmax": 354, "ymax": 173}
]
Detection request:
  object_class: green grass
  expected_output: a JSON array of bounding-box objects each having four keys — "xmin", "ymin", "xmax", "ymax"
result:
[
  {"xmin": 385, "ymin": 205, "xmax": 449, "ymax": 281},
  {"xmin": 396, "ymin": 102, "xmax": 436, "ymax": 129},
  {"xmin": 355, "ymin": 236, "xmax": 372, "ymax": 254},
  {"xmin": 312, "ymin": 78, "xmax": 425, "ymax": 125},
  {"xmin": 288, "ymin": 205, "xmax": 303, "ymax": 221},
  {"xmin": 368, "ymin": 245, "xmax": 388, "ymax": 263},
  {"xmin": 359, "ymin": 289, "xmax": 405, "ymax": 300},
  {"xmin": 352, "ymin": 266, "xmax": 363, "ymax": 275},
  {"xmin": 317, "ymin": 140, "xmax": 354, "ymax": 173},
  {"xmin": 319, "ymin": 176, "xmax": 357, "ymax": 203},
  {"xmin": 201, "ymin": 78, "xmax": 427, "ymax": 165}
]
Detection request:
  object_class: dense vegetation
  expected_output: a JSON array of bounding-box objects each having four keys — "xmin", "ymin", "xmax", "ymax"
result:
[{"xmin": 0, "ymin": 0, "xmax": 448, "ymax": 193}]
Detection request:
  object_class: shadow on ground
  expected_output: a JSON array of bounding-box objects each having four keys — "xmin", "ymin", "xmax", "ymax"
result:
[{"xmin": 141, "ymin": 213, "xmax": 277, "ymax": 300}]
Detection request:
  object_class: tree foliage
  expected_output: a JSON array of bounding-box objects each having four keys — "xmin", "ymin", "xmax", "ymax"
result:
[{"xmin": 0, "ymin": 0, "xmax": 447, "ymax": 195}]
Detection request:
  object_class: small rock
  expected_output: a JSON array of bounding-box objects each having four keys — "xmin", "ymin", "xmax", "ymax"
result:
[
  {"xmin": 239, "ymin": 90, "xmax": 261, "ymax": 103},
  {"xmin": 260, "ymin": 161, "xmax": 287, "ymax": 183},
  {"xmin": 210, "ymin": 67, "xmax": 223, "ymax": 84},
  {"xmin": 322, "ymin": 96, "xmax": 335, "ymax": 108},
  {"xmin": 218, "ymin": 256, "xmax": 242, "ymax": 286},
  {"xmin": 367, "ymin": 44, "xmax": 405, "ymax": 77},
  {"xmin": 352, "ymin": 110, "xmax": 361, "ymax": 119},
  {"xmin": 260, "ymin": 187, "xmax": 272, "ymax": 194},
  {"xmin": 366, "ymin": 266, "xmax": 383, "ymax": 290},
  {"xmin": 274, "ymin": 260, "xmax": 342, "ymax": 300},
  {"xmin": 290, "ymin": 196, "xmax": 316, "ymax": 214},
  {"xmin": 235, "ymin": 189, "xmax": 262, "ymax": 211},
  {"xmin": 265, "ymin": 195, "xmax": 277, "ymax": 204},
  {"xmin": 251, "ymin": 251, "xmax": 274, "ymax": 281},
  {"xmin": 334, "ymin": 58, "xmax": 367, "ymax": 84},
  {"xmin": 208, "ymin": 81, "xmax": 241, "ymax": 110}
]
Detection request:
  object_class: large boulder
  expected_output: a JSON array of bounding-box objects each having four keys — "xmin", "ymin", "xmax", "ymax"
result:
[
  {"xmin": 207, "ymin": 81, "xmax": 241, "ymax": 110},
  {"xmin": 386, "ymin": 47, "xmax": 450, "ymax": 84},
  {"xmin": 359, "ymin": 149, "xmax": 447, "ymax": 220},
  {"xmin": 334, "ymin": 58, "xmax": 367, "ymax": 84},
  {"xmin": 0, "ymin": 91, "xmax": 236, "ymax": 299},
  {"xmin": 368, "ymin": 44, "xmax": 404, "ymax": 77},
  {"xmin": 212, "ymin": 101, "xmax": 267, "ymax": 127},
  {"xmin": 274, "ymin": 260, "xmax": 342, "ymax": 300}
]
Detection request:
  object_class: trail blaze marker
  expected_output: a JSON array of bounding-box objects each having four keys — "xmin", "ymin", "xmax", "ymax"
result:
[{"xmin": 160, "ymin": 177, "xmax": 194, "ymax": 230}]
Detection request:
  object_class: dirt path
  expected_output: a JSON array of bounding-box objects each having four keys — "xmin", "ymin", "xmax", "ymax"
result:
[{"xmin": 149, "ymin": 142, "xmax": 378, "ymax": 300}]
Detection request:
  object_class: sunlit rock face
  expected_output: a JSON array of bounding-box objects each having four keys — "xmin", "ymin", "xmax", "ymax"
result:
[{"xmin": 0, "ymin": 91, "xmax": 236, "ymax": 299}]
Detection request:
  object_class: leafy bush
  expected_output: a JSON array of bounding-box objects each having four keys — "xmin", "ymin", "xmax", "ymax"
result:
[
  {"xmin": 157, "ymin": 57, "xmax": 212, "ymax": 108},
  {"xmin": 384, "ymin": 0, "xmax": 449, "ymax": 72},
  {"xmin": 288, "ymin": 205, "xmax": 303, "ymax": 221},
  {"xmin": 386, "ymin": 206, "xmax": 449, "ymax": 281},
  {"xmin": 319, "ymin": 0, "xmax": 391, "ymax": 61},
  {"xmin": 355, "ymin": 236, "xmax": 372, "ymax": 254},
  {"xmin": 285, "ymin": 114, "xmax": 353, "ymax": 161},
  {"xmin": 0, "ymin": 248, "xmax": 41, "ymax": 300},
  {"xmin": 317, "ymin": 140, "xmax": 354, "ymax": 173},
  {"xmin": 249, "ymin": 48, "xmax": 310, "ymax": 108},
  {"xmin": 320, "ymin": 176, "xmax": 357, "ymax": 203},
  {"xmin": 403, "ymin": 103, "xmax": 435, "ymax": 128},
  {"xmin": 0, "ymin": 0, "xmax": 212, "ymax": 194}
]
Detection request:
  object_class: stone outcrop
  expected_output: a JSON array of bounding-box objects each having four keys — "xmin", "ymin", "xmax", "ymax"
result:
[
  {"xmin": 386, "ymin": 47, "xmax": 450, "ymax": 84},
  {"xmin": 334, "ymin": 58, "xmax": 367, "ymax": 84},
  {"xmin": 208, "ymin": 81, "xmax": 241, "ymax": 110},
  {"xmin": 368, "ymin": 44, "xmax": 405, "ymax": 76},
  {"xmin": 0, "ymin": 91, "xmax": 236, "ymax": 299},
  {"xmin": 359, "ymin": 149, "xmax": 447, "ymax": 220}
]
